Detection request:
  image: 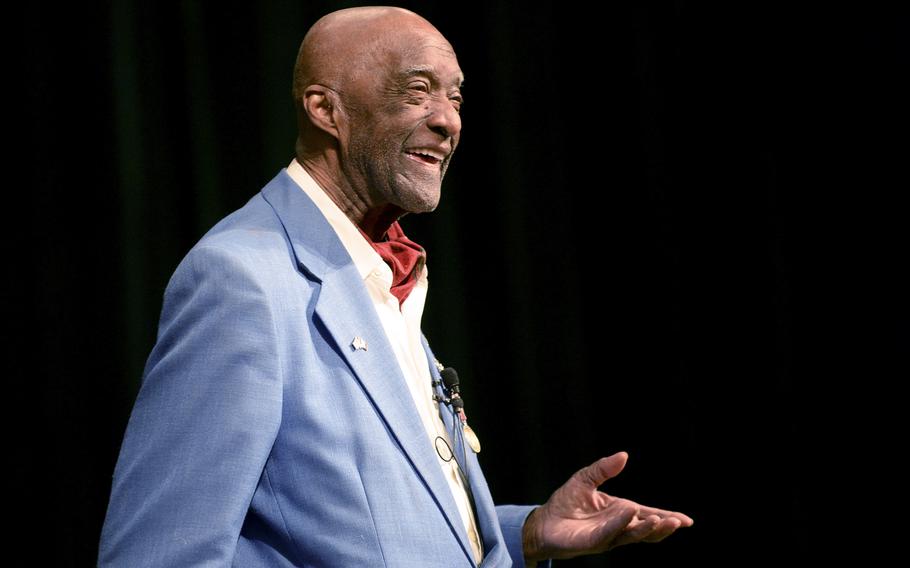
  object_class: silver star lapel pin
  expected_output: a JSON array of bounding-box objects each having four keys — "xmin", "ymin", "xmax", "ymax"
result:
[{"xmin": 351, "ymin": 336, "xmax": 368, "ymax": 351}]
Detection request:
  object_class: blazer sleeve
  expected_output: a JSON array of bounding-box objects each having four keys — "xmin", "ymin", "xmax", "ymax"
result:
[
  {"xmin": 98, "ymin": 245, "xmax": 283, "ymax": 566},
  {"xmin": 496, "ymin": 505, "xmax": 552, "ymax": 568}
]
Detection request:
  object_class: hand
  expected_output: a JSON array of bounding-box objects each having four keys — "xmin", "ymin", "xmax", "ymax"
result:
[{"xmin": 522, "ymin": 452, "xmax": 693, "ymax": 562}]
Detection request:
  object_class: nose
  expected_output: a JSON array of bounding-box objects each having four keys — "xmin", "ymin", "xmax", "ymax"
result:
[{"xmin": 426, "ymin": 98, "xmax": 461, "ymax": 139}]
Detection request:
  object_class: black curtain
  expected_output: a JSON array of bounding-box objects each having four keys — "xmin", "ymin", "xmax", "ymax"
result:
[{"xmin": 11, "ymin": 1, "xmax": 906, "ymax": 565}]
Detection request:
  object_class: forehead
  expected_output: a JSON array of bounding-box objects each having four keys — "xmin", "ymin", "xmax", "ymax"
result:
[{"xmin": 379, "ymin": 32, "xmax": 464, "ymax": 86}]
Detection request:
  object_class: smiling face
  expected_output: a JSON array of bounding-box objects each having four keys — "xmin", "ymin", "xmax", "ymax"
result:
[{"xmin": 336, "ymin": 25, "xmax": 463, "ymax": 214}]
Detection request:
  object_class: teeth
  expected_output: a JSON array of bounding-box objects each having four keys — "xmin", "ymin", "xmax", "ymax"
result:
[{"xmin": 409, "ymin": 150, "xmax": 443, "ymax": 161}]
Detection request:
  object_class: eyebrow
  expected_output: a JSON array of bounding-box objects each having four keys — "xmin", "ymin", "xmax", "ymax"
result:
[{"xmin": 402, "ymin": 65, "xmax": 465, "ymax": 88}]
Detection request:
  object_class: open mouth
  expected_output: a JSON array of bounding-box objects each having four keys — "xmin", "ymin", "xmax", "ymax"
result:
[{"xmin": 405, "ymin": 150, "xmax": 443, "ymax": 166}]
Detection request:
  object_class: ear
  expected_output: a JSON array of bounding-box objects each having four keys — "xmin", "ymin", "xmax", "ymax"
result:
[{"xmin": 301, "ymin": 85, "xmax": 341, "ymax": 139}]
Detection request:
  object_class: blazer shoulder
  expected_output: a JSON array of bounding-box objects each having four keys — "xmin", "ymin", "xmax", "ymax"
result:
[
  {"xmin": 182, "ymin": 184, "xmax": 298, "ymax": 273},
  {"xmin": 163, "ymin": 170, "xmax": 332, "ymax": 304}
]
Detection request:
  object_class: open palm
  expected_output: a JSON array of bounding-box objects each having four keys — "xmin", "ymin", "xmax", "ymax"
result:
[{"xmin": 522, "ymin": 452, "xmax": 693, "ymax": 562}]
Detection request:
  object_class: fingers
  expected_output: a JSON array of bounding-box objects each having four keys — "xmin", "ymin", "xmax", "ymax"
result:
[
  {"xmin": 672, "ymin": 513, "xmax": 694, "ymax": 527},
  {"xmin": 612, "ymin": 515, "xmax": 684, "ymax": 547},
  {"xmin": 589, "ymin": 501, "xmax": 640, "ymax": 550},
  {"xmin": 637, "ymin": 504, "xmax": 695, "ymax": 527},
  {"xmin": 574, "ymin": 452, "xmax": 629, "ymax": 489},
  {"xmin": 643, "ymin": 517, "xmax": 683, "ymax": 543},
  {"xmin": 612, "ymin": 514, "xmax": 661, "ymax": 547}
]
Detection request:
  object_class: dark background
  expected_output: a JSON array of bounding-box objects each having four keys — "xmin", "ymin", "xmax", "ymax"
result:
[{"xmin": 10, "ymin": 1, "xmax": 907, "ymax": 566}]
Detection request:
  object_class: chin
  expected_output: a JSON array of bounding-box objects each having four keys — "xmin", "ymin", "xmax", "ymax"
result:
[
  {"xmin": 397, "ymin": 186, "xmax": 441, "ymax": 214},
  {"xmin": 403, "ymin": 199, "xmax": 439, "ymax": 215}
]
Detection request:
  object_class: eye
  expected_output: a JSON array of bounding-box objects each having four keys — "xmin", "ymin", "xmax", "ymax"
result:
[
  {"xmin": 450, "ymin": 95, "xmax": 463, "ymax": 113},
  {"xmin": 407, "ymin": 81, "xmax": 430, "ymax": 93}
]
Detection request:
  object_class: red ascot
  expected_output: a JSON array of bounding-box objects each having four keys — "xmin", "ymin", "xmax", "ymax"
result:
[{"xmin": 360, "ymin": 221, "xmax": 426, "ymax": 308}]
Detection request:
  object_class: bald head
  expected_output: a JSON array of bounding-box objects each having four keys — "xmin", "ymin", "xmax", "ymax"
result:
[{"xmin": 293, "ymin": 7, "xmax": 450, "ymax": 109}]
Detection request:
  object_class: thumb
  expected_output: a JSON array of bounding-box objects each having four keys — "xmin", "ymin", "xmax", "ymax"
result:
[{"xmin": 575, "ymin": 452, "xmax": 629, "ymax": 489}]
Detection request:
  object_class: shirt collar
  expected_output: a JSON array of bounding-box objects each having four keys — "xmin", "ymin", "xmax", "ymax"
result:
[{"xmin": 285, "ymin": 159, "xmax": 427, "ymax": 284}]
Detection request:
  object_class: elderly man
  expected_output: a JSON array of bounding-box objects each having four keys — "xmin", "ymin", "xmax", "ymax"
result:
[{"xmin": 99, "ymin": 7, "xmax": 691, "ymax": 567}]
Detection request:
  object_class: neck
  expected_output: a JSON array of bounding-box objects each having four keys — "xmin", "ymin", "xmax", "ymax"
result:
[
  {"xmin": 297, "ymin": 153, "xmax": 404, "ymax": 241},
  {"xmin": 359, "ymin": 208, "xmax": 405, "ymax": 242}
]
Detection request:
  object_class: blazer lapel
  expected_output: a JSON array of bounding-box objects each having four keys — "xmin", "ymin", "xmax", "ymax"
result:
[{"xmin": 262, "ymin": 171, "xmax": 477, "ymax": 566}]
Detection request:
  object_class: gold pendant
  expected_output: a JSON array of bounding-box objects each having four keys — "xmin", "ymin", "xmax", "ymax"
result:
[{"xmin": 463, "ymin": 424, "xmax": 481, "ymax": 453}]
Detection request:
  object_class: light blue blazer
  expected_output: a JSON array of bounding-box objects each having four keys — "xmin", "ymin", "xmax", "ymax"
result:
[{"xmin": 99, "ymin": 170, "xmax": 538, "ymax": 567}]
